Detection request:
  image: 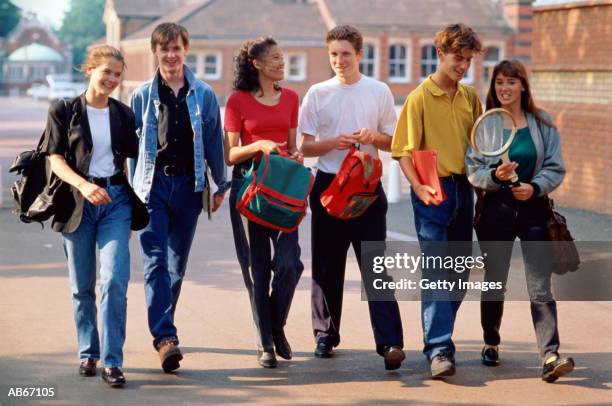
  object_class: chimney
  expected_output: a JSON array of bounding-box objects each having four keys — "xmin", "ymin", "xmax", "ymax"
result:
[{"xmin": 502, "ymin": 0, "xmax": 533, "ymax": 63}]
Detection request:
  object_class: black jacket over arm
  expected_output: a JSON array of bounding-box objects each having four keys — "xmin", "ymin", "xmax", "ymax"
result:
[{"xmin": 42, "ymin": 93, "xmax": 140, "ymax": 233}]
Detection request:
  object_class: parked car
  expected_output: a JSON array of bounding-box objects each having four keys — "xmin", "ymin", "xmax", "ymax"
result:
[
  {"xmin": 26, "ymin": 84, "xmax": 50, "ymax": 101},
  {"xmin": 47, "ymin": 82, "xmax": 87, "ymax": 102}
]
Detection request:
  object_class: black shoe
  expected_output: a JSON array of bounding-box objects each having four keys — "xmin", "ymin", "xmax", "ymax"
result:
[
  {"xmin": 314, "ymin": 341, "xmax": 335, "ymax": 358},
  {"xmin": 273, "ymin": 330, "xmax": 292, "ymax": 360},
  {"xmin": 481, "ymin": 346, "xmax": 500, "ymax": 366},
  {"xmin": 257, "ymin": 350, "xmax": 278, "ymax": 368},
  {"xmin": 101, "ymin": 367, "xmax": 126, "ymax": 387},
  {"xmin": 542, "ymin": 356, "xmax": 574, "ymax": 383},
  {"xmin": 383, "ymin": 346, "xmax": 405, "ymax": 370},
  {"xmin": 79, "ymin": 358, "xmax": 97, "ymax": 377},
  {"xmin": 430, "ymin": 353, "xmax": 456, "ymax": 378}
]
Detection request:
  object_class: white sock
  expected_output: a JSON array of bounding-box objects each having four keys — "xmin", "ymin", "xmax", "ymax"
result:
[
  {"xmin": 484, "ymin": 344, "xmax": 499, "ymax": 351},
  {"xmin": 545, "ymin": 354, "xmax": 558, "ymax": 364}
]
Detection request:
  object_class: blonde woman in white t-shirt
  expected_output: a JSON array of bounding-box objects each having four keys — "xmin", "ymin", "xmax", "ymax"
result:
[{"xmin": 43, "ymin": 45, "xmax": 144, "ymax": 387}]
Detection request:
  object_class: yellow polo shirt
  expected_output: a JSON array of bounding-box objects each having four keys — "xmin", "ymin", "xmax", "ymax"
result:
[{"xmin": 391, "ymin": 76, "xmax": 482, "ymax": 177}]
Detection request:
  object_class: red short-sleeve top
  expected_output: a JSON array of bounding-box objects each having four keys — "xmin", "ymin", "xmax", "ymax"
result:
[{"xmin": 224, "ymin": 88, "xmax": 299, "ymax": 149}]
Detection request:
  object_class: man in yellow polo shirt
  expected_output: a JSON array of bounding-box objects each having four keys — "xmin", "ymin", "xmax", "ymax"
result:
[{"xmin": 391, "ymin": 23, "xmax": 482, "ymax": 379}]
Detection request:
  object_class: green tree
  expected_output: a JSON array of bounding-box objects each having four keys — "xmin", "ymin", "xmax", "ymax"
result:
[
  {"xmin": 0, "ymin": 0, "xmax": 21, "ymax": 37},
  {"xmin": 58, "ymin": 0, "xmax": 105, "ymax": 67}
]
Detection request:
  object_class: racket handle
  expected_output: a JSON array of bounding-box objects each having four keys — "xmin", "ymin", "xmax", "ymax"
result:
[{"xmin": 500, "ymin": 152, "xmax": 519, "ymax": 185}]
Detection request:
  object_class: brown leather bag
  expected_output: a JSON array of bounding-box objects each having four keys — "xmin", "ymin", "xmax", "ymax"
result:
[{"xmin": 545, "ymin": 197, "xmax": 580, "ymax": 274}]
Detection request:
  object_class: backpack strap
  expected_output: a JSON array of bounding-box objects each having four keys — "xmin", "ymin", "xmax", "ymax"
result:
[{"xmin": 38, "ymin": 99, "xmax": 71, "ymax": 154}]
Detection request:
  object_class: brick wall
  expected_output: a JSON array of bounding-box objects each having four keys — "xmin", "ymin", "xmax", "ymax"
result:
[{"xmin": 531, "ymin": 1, "xmax": 612, "ymax": 214}]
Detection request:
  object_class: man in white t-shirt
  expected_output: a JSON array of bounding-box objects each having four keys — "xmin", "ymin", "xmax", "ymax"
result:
[{"xmin": 298, "ymin": 25, "xmax": 405, "ymax": 370}]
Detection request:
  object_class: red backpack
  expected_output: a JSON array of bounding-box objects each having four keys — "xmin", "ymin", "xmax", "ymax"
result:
[{"xmin": 320, "ymin": 146, "xmax": 382, "ymax": 219}]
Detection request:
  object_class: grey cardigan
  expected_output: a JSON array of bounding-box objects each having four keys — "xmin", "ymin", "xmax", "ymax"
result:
[{"xmin": 464, "ymin": 112, "xmax": 565, "ymax": 197}]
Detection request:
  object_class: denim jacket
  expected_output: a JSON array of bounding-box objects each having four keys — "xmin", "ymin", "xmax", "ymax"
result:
[
  {"xmin": 129, "ymin": 65, "xmax": 229, "ymax": 203},
  {"xmin": 465, "ymin": 112, "xmax": 566, "ymax": 197}
]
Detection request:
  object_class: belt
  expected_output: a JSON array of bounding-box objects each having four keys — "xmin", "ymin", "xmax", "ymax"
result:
[
  {"xmin": 89, "ymin": 172, "xmax": 127, "ymax": 188},
  {"xmin": 156, "ymin": 164, "xmax": 189, "ymax": 176},
  {"xmin": 439, "ymin": 173, "xmax": 468, "ymax": 182}
]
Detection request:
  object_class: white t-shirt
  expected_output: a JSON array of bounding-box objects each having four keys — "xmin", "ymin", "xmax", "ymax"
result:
[
  {"xmin": 298, "ymin": 75, "xmax": 397, "ymax": 174},
  {"xmin": 86, "ymin": 105, "xmax": 116, "ymax": 178}
]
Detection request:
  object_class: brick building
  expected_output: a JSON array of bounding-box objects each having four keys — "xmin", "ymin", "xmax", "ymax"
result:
[
  {"xmin": 104, "ymin": 0, "xmax": 532, "ymax": 102},
  {"xmin": 0, "ymin": 13, "xmax": 72, "ymax": 94},
  {"xmin": 531, "ymin": 0, "xmax": 612, "ymax": 214}
]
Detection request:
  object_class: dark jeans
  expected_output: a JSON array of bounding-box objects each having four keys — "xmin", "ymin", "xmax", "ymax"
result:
[
  {"xmin": 310, "ymin": 170, "xmax": 404, "ymax": 356},
  {"xmin": 138, "ymin": 171, "xmax": 203, "ymax": 349},
  {"xmin": 475, "ymin": 188, "xmax": 560, "ymax": 359},
  {"xmin": 229, "ymin": 163, "xmax": 304, "ymax": 352},
  {"xmin": 410, "ymin": 176, "xmax": 474, "ymax": 359}
]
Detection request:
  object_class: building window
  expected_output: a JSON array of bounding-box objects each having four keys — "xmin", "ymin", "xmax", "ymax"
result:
[
  {"xmin": 483, "ymin": 46, "xmax": 502, "ymax": 85},
  {"xmin": 388, "ymin": 43, "xmax": 410, "ymax": 83},
  {"xmin": 186, "ymin": 54, "xmax": 198, "ymax": 74},
  {"xmin": 203, "ymin": 52, "xmax": 221, "ymax": 80},
  {"xmin": 285, "ymin": 53, "xmax": 306, "ymax": 81},
  {"xmin": 31, "ymin": 66, "xmax": 48, "ymax": 80},
  {"xmin": 420, "ymin": 44, "xmax": 437, "ymax": 79},
  {"xmin": 360, "ymin": 43, "xmax": 376, "ymax": 78},
  {"xmin": 8, "ymin": 65, "xmax": 24, "ymax": 80}
]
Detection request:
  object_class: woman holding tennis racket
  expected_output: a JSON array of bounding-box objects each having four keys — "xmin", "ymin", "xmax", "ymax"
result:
[{"xmin": 465, "ymin": 59, "xmax": 574, "ymax": 382}]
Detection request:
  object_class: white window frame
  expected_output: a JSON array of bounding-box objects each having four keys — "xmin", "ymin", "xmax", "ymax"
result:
[
  {"xmin": 419, "ymin": 41, "xmax": 438, "ymax": 81},
  {"xmin": 284, "ymin": 52, "xmax": 307, "ymax": 82},
  {"xmin": 202, "ymin": 51, "xmax": 222, "ymax": 80},
  {"xmin": 185, "ymin": 54, "xmax": 199, "ymax": 75},
  {"xmin": 388, "ymin": 39, "xmax": 411, "ymax": 83},
  {"xmin": 187, "ymin": 51, "xmax": 223, "ymax": 81},
  {"xmin": 482, "ymin": 42, "xmax": 505, "ymax": 86},
  {"xmin": 359, "ymin": 38, "xmax": 379, "ymax": 79}
]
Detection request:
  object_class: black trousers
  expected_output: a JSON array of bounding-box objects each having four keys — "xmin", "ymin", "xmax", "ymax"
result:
[
  {"xmin": 310, "ymin": 171, "xmax": 404, "ymax": 356},
  {"xmin": 229, "ymin": 163, "xmax": 304, "ymax": 352},
  {"xmin": 476, "ymin": 188, "xmax": 560, "ymax": 359}
]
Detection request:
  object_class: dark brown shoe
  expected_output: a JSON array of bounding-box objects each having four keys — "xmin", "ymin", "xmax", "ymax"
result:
[
  {"xmin": 158, "ymin": 340, "xmax": 183, "ymax": 373},
  {"xmin": 79, "ymin": 358, "xmax": 97, "ymax": 377},
  {"xmin": 383, "ymin": 346, "xmax": 405, "ymax": 371},
  {"xmin": 101, "ymin": 367, "xmax": 126, "ymax": 387}
]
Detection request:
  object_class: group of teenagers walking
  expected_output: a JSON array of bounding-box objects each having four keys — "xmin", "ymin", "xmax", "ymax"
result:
[{"xmin": 40, "ymin": 20, "xmax": 575, "ymax": 388}]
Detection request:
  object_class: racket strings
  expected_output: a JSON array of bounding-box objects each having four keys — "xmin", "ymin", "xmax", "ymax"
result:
[{"xmin": 473, "ymin": 112, "xmax": 515, "ymax": 157}]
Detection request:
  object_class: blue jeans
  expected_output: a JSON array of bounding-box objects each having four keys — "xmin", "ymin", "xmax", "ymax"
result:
[
  {"xmin": 229, "ymin": 163, "xmax": 304, "ymax": 352},
  {"xmin": 62, "ymin": 184, "xmax": 132, "ymax": 368},
  {"xmin": 410, "ymin": 177, "xmax": 473, "ymax": 360},
  {"xmin": 138, "ymin": 171, "xmax": 203, "ymax": 349}
]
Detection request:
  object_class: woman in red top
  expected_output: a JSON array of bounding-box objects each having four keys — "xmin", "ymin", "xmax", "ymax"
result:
[{"xmin": 224, "ymin": 36, "xmax": 304, "ymax": 368}]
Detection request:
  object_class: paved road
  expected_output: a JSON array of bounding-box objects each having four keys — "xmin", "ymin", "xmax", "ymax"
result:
[{"xmin": 1, "ymin": 97, "xmax": 610, "ymax": 405}]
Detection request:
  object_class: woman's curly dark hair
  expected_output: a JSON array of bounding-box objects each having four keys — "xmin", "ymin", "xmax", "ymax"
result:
[{"xmin": 233, "ymin": 36, "xmax": 280, "ymax": 93}]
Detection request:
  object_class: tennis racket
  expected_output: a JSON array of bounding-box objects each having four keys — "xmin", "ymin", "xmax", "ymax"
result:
[{"xmin": 470, "ymin": 107, "xmax": 519, "ymax": 185}]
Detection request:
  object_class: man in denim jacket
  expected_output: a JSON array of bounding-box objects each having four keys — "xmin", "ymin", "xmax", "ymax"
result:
[{"xmin": 129, "ymin": 23, "xmax": 229, "ymax": 373}]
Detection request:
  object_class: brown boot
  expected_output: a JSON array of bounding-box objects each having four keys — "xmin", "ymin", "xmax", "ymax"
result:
[{"xmin": 158, "ymin": 340, "xmax": 183, "ymax": 373}]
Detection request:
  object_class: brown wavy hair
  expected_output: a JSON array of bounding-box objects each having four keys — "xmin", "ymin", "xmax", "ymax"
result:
[
  {"xmin": 486, "ymin": 59, "xmax": 555, "ymax": 129},
  {"xmin": 233, "ymin": 36, "xmax": 280, "ymax": 94},
  {"xmin": 434, "ymin": 23, "xmax": 482, "ymax": 54}
]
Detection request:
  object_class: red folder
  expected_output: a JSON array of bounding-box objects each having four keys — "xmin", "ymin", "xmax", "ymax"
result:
[{"xmin": 412, "ymin": 150, "xmax": 447, "ymax": 205}]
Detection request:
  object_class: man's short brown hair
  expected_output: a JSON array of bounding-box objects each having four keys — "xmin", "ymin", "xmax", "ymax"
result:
[
  {"xmin": 325, "ymin": 25, "xmax": 363, "ymax": 53},
  {"xmin": 150, "ymin": 23, "xmax": 190, "ymax": 50},
  {"xmin": 434, "ymin": 23, "xmax": 483, "ymax": 54}
]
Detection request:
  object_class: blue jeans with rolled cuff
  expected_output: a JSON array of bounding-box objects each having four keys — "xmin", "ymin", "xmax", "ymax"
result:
[
  {"xmin": 138, "ymin": 170, "xmax": 203, "ymax": 349},
  {"xmin": 62, "ymin": 184, "xmax": 132, "ymax": 368}
]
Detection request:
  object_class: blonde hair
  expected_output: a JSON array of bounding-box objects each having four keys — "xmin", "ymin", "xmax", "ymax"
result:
[{"xmin": 81, "ymin": 45, "xmax": 126, "ymax": 76}]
